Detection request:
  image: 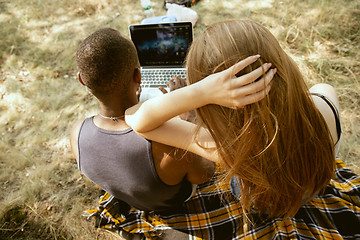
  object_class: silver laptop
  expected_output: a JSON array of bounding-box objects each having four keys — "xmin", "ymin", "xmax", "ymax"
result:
[{"xmin": 129, "ymin": 22, "xmax": 193, "ymax": 102}]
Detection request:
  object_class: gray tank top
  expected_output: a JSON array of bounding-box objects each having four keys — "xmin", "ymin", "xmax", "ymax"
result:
[{"xmin": 78, "ymin": 117, "xmax": 192, "ymax": 212}]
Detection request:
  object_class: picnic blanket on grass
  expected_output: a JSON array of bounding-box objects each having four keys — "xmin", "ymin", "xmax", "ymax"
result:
[{"xmin": 84, "ymin": 159, "xmax": 360, "ymax": 239}]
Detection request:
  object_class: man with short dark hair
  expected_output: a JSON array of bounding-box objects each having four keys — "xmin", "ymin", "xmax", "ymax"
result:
[{"xmin": 70, "ymin": 28, "xmax": 214, "ymax": 212}]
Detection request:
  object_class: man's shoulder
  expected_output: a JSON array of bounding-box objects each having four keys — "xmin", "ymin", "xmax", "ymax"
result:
[
  {"xmin": 151, "ymin": 141, "xmax": 198, "ymax": 173},
  {"xmin": 69, "ymin": 119, "xmax": 86, "ymax": 161},
  {"xmin": 151, "ymin": 141, "xmax": 192, "ymax": 162},
  {"xmin": 70, "ymin": 119, "xmax": 86, "ymax": 137},
  {"xmin": 150, "ymin": 141, "xmax": 191, "ymax": 185}
]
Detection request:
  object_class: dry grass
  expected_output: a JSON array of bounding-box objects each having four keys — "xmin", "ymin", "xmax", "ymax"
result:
[{"xmin": 0, "ymin": 0, "xmax": 359, "ymax": 239}]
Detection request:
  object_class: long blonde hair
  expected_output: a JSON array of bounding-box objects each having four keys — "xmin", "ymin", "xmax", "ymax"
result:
[{"xmin": 186, "ymin": 20, "xmax": 335, "ymax": 218}]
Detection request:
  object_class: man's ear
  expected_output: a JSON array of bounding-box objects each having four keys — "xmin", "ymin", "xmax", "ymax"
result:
[
  {"xmin": 78, "ymin": 72, "xmax": 85, "ymax": 86},
  {"xmin": 133, "ymin": 68, "xmax": 141, "ymax": 85}
]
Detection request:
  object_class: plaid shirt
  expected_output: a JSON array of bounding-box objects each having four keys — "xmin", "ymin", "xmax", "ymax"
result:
[{"xmin": 84, "ymin": 159, "xmax": 360, "ymax": 239}]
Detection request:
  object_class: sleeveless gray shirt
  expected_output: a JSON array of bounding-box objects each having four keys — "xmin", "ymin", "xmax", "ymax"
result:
[{"xmin": 77, "ymin": 117, "xmax": 192, "ymax": 212}]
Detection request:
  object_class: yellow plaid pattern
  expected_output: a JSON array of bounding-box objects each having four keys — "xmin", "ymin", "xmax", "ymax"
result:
[{"xmin": 84, "ymin": 159, "xmax": 360, "ymax": 239}]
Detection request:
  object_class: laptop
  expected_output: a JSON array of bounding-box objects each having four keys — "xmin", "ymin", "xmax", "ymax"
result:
[{"xmin": 129, "ymin": 22, "xmax": 193, "ymax": 102}]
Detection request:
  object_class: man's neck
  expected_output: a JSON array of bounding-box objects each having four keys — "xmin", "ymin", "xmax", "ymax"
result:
[{"xmin": 98, "ymin": 94, "xmax": 138, "ymax": 117}]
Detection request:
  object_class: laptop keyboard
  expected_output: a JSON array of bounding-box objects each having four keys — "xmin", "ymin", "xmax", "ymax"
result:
[{"xmin": 140, "ymin": 68, "xmax": 186, "ymax": 88}]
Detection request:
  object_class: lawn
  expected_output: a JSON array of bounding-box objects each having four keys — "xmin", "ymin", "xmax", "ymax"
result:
[{"xmin": 0, "ymin": 0, "xmax": 359, "ymax": 239}]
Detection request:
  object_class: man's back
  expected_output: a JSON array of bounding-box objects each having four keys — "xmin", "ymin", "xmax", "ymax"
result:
[{"xmin": 70, "ymin": 116, "xmax": 214, "ymax": 212}]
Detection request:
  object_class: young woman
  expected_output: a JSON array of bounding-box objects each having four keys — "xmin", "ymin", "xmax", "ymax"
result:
[{"xmin": 125, "ymin": 19, "xmax": 344, "ymax": 220}]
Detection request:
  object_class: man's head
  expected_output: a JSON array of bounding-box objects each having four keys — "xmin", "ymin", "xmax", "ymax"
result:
[{"xmin": 76, "ymin": 28, "xmax": 139, "ymax": 96}]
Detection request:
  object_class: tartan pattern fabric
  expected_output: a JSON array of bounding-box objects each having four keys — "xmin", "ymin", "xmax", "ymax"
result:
[{"xmin": 84, "ymin": 159, "xmax": 360, "ymax": 239}]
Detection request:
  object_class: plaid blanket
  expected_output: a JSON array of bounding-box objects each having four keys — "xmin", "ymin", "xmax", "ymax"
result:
[{"xmin": 84, "ymin": 159, "xmax": 360, "ymax": 239}]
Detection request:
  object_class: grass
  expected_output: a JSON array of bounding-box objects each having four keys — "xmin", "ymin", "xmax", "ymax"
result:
[{"xmin": 0, "ymin": 0, "xmax": 359, "ymax": 239}]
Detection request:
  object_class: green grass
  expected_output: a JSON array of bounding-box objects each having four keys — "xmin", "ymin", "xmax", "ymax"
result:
[{"xmin": 0, "ymin": 0, "xmax": 359, "ymax": 239}]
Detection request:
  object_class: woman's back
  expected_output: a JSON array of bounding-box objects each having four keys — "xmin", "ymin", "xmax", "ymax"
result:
[{"xmin": 185, "ymin": 19, "xmax": 335, "ymax": 218}]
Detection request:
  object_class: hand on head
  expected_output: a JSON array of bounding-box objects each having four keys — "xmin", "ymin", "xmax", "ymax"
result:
[
  {"xmin": 158, "ymin": 55, "xmax": 275, "ymax": 109},
  {"xmin": 197, "ymin": 55, "xmax": 276, "ymax": 109}
]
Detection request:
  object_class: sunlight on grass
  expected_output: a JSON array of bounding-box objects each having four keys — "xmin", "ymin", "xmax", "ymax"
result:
[
  {"xmin": 242, "ymin": 0, "xmax": 274, "ymax": 8},
  {"xmin": 1, "ymin": 0, "xmax": 359, "ymax": 239}
]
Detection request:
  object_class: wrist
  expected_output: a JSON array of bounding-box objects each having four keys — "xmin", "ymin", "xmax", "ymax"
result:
[{"xmin": 190, "ymin": 79, "xmax": 211, "ymax": 107}]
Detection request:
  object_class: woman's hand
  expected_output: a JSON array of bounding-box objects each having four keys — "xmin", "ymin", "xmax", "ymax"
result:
[
  {"xmin": 198, "ymin": 55, "xmax": 276, "ymax": 108},
  {"xmin": 126, "ymin": 55, "xmax": 275, "ymax": 133}
]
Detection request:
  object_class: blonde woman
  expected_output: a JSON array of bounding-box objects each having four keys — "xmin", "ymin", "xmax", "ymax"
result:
[{"xmin": 126, "ymin": 20, "xmax": 360, "ymax": 238}]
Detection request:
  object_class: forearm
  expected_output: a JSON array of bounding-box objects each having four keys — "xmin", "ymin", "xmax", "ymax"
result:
[
  {"xmin": 135, "ymin": 117, "xmax": 220, "ymax": 163},
  {"xmin": 125, "ymin": 81, "xmax": 208, "ymax": 133},
  {"xmin": 126, "ymin": 56, "xmax": 273, "ymax": 133}
]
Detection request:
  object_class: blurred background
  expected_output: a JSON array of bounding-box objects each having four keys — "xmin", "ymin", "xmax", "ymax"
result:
[{"xmin": 0, "ymin": 0, "xmax": 359, "ymax": 239}]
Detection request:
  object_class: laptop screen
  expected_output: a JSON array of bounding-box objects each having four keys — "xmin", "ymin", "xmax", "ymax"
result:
[{"xmin": 129, "ymin": 22, "xmax": 193, "ymax": 67}]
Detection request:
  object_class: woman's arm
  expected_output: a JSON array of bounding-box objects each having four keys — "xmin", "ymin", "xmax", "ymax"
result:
[
  {"xmin": 135, "ymin": 117, "xmax": 220, "ymax": 162},
  {"xmin": 125, "ymin": 56, "xmax": 276, "ymax": 162},
  {"xmin": 126, "ymin": 55, "xmax": 274, "ymax": 133}
]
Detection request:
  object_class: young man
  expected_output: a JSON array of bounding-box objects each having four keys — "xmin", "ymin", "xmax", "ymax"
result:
[{"xmin": 70, "ymin": 28, "xmax": 214, "ymax": 212}]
